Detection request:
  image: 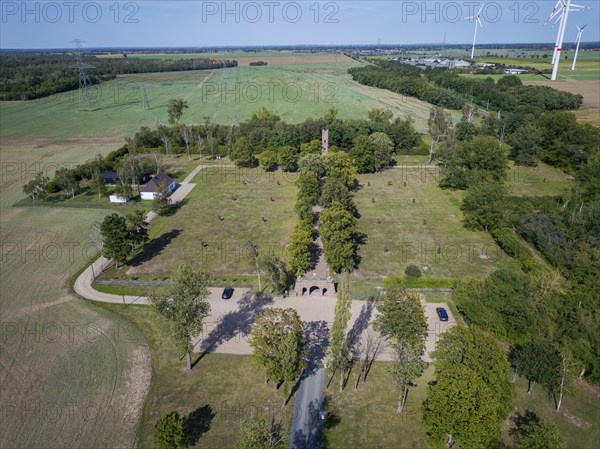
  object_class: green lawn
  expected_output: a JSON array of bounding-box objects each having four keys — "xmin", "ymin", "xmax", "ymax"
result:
[
  {"xmin": 97, "ymin": 303, "xmax": 294, "ymax": 449},
  {"xmin": 505, "ymin": 375, "xmax": 600, "ymax": 449},
  {"xmin": 119, "ymin": 167, "xmax": 298, "ymax": 277},
  {"xmin": 507, "ymin": 161, "xmax": 573, "ymax": 197},
  {"xmin": 324, "ymin": 363, "xmax": 433, "ymax": 449},
  {"xmin": 352, "ymin": 169, "xmax": 503, "ymax": 285}
]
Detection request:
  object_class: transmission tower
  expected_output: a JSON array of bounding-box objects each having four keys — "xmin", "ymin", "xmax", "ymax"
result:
[
  {"xmin": 70, "ymin": 39, "xmax": 97, "ymax": 110},
  {"xmin": 140, "ymin": 84, "xmax": 150, "ymax": 109}
]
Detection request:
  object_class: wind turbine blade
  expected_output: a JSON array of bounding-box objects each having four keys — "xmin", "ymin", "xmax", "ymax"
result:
[
  {"xmin": 477, "ymin": 17, "xmax": 484, "ymax": 29},
  {"xmin": 477, "ymin": 2, "xmax": 486, "ymax": 15},
  {"xmin": 581, "ymin": 24, "xmax": 587, "ymax": 30}
]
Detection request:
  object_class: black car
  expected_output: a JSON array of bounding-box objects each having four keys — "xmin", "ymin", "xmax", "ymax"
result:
[
  {"xmin": 221, "ymin": 287, "xmax": 234, "ymax": 300},
  {"xmin": 436, "ymin": 307, "xmax": 449, "ymax": 322}
]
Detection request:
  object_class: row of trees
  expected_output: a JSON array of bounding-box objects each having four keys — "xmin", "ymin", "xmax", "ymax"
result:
[
  {"xmin": 349, "ymin": 62, "xmax": 583, "ymax": 113},
  {"xmin": 1, "ymin": 52, "xmax": 237, "ymax": 100}
]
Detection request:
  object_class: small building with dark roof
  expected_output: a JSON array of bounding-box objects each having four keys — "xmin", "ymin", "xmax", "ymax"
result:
[{"xmin": 140, "ymin": 173, "xmax": 177, "ymax": 200}]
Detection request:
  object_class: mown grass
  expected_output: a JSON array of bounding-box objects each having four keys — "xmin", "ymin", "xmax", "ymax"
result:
[
  {"xmin": 324, "ymin": 363, "xmax": 433, "ymax": 449},
  {"xmin": 507, "ymin": 161, "xmax": 573, "ymax": 197},
  {"xmin": 118, "ymin": 167, "xmax": 298, "ymax": 277},
  {"xmin": 97, "ymin": 303, "xmax": 294, "ymax": 449},
  {"xmin": 353, "ymin": 169, "xmax": 503, "ymax": 282}
]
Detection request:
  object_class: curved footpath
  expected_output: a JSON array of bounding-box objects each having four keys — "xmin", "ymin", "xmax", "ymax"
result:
[{"xmin": 74, "ymin": 162, "xmax": 456, "ymax": 361}]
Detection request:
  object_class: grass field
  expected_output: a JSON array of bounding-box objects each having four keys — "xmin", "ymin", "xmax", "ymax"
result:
[
  {"xmin": 120, "ymin": 167, "xmax": 298, "ymax": 277},
  {"xmin": 97, "ymin": 303, "xmax": 294, "ymax": 449},
  {"xmin": 0, "ymin": 61, "xmax": 455, "ymax": 143},
  {"xmin": 507, "ymin": 161, "xmax": 573, "ymax": 197},
  {"xmin": 352, "ymin": 168, "xmax": 502, "ymax": 286}
]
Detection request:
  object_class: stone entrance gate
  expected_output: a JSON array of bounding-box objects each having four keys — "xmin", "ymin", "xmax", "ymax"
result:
[{"xmin": 293, "ymin": 276, "xmax": 336, "ymax": 297}]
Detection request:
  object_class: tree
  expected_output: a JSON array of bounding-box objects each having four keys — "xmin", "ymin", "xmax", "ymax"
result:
[
  {"xmin": 508, "ymin": 123, "xmax": 543, "ymax": 167},
  {"xmin": 318, "ymin": 201, "xmax": 361, "ymax": 273},
  {"xmin": 324, "ymin": 150, "xmax": 357, "ymax": 190},
  {"xmin": 328, "ymin": 272, "xmax": 352, "ymax": 391},
  {"xmin": 512, "ymin": 341, "xmax": 561, "ymax": 395},
  {"xmin": 428, "ymin": 106, "xmax": 453, "ymax": 164},
  {"xmin": 260, "ymin": 254, "xmax": 289, "ymax": 294},
  {"xmin": 287, "ymin": 219, "xmax": 314, "ymax": 276},
  {"xmin": 258, "ymin": 150, "xmax": 278, "ymax": 171},
  {"xmin": 167, "ymin": 98, "xmax": 189, "ymax": 124},
  {"xmin": 423, "ymin": 364, "xmax": 501, "ymax": 449},
  {"xmin": 349, "ymin": 134, "xmax": 376, "ymax": 173},
  {"xmin": 432, "ymin": 326, "xmax": 513, "ymax": 421},
  {"xmin": 374, "ymin": 284, "xmax": 427, "ymax": 413},
  {"xmin": 246, "ymin": 241, "xmax": 263, "ymax": 292},
  {"xmin": 152, "ymin": 181, "xmax": 172, "ymax": 216},
  {"xmin": 278, "ymin": 145, "xmax": 300, "ymax": 171},
  {"xmin": 153, "ymin": 411, "xmax": 186, "ymax": 449},
  {"xmin": 248, "ymin": 308, "xmax": 306, "ymax": 400},
  {"xmin": 441, "ymin": 135, "xmax": 509, "ymax": 190},
  {"xmin": 296, "ymin": 173, "xmax": 321, "ymax": 206},
  {"xmin": 22, "ymin": 172, "xmax": 49, "ymax": 202},
  {"xmin": 100, "ymin": 213, "xmax": 130, "ymax": 267},
  {"xmin": 298, "ymin": 154, "xmax": 325, "ymax": 178},
  {"xmin": 510, "ymin": 411, "xmax": 566, "ymax": 449},
  {"xmin": 320, "ymin": 177, "xmax": 357, "ymax": 215},
  {"xmin": 182, "ymin": 126, "xmax": 192, "ymax": 160},
  {"xmin": 54, "ymin": 167, "xmax": 79, "ymax": 198},
  {"xmin": 126, "ymin": 209, "xmax": 149, "ymax": 251},
  {"xmin": 235, "ymin": 417, "xmax": 285, "ymax": 449},
  {"xmin": 299, "ymin": 139, "xmax": 322, "ymax": 157},
  {"xmin": 370, "ymin": 132, "xmax": 395, "ymax": 169},
  {"xmin": 461, "ymin": 178, "xmax": 507, "ymax": 231},
  {"xmin": 231, "ymin": 136, "xmax": 257, "ymax": 167},
  {"xmin": 149, "ymin": 264, "xmax": 211, "ymax": 370},
  {"xmin": 91, "ymin": 168, "xmax": 107, "ymax": 198}
]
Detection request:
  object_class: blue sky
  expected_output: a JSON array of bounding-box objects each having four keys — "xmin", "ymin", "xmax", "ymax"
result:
[{"xmin": 1, "ymin": 1, "xmax": 599, "ymax": 48}]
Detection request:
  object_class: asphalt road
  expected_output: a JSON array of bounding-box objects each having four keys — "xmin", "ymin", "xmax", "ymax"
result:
[{"xmin": 290, "ymin": 368, "xmax": 326, "ymax": 449}]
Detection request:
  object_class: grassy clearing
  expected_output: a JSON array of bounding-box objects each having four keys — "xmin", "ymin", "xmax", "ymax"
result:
[
  {"xmin": 352, "ymin": 169, "xmax": 503, "ymax": 285},
  {"xmin": 574, "ymin": 107, "xmax": 600, "ymax": 127},
  {"xmin": 504, "ymin": 375, "xmax": 600, "ymax": 449},
  {"xmin": 97, "ymin": 303, "xmax": 294, "ymax": 449},
  {"xmin": 118, "ymin": 167, "xmax": 297, "ymax": 277},
  {"xmin": 324, "ymin": 363, "xmax": 433, "ymax": 449},
  {"xmin": 507, "ymin": 161, "xmax": 573, "ymax": 197}
]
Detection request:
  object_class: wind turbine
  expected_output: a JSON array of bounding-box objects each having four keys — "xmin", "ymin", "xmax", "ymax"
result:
[
  {"xmin": 465, "ymin": 2, "xmax": 485, "ymax": 59},
  {"xmin": 545, "ymin": 0, "xmax": 590, "ymax": 80},
  {"xmin": 571, "ymin": 24, "xmax": 586, "ymax": 71}
]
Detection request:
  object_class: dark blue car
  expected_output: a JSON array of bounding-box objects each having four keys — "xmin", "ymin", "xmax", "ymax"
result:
[
  {"xmin": 221, "ymin": 287, "xmax": 234, "ymax": 300},
  {"xmin": 436, "ymin": 307, "xmax": 449, "ymax": 322}
]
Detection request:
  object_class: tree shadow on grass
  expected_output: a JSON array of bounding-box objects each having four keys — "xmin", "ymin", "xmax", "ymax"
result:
[
  {"xmin": 193, "ymin": 292, "xmax": 273, "ymax": 366},
  {"xmin": 184, "ymin": 404, "xmax": 215, "ymax": 446},
  {"xmin": 347, "ymin": 301, "xmax": 375, "ymax": 359},
  {"xmin": 160, "ymin": 197, "xmax": 190, "ymax": 217},
  {"xmin": 128, "ymin": 228, "xmax": 181, "ymax": 266}
]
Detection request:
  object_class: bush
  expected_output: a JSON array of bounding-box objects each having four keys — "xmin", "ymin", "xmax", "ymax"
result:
[
  {"xmin": 404, "ymin": 265, "xmax": 422, "ymax": 277},
  {"xmin": 153, "ymin": 411, "xmax": 186, "ymax": 449}
]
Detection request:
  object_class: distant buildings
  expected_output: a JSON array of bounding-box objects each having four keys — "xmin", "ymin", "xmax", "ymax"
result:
[
  {"xmin": 394, "ymin": 58, "xmax": 472, "ymax": 69},
  {"xmin": 504, "ymin": 68, "xmax": 528, "ymax": 75}
]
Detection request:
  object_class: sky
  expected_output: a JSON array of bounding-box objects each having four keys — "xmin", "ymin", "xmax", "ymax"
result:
[{"xmin": 1, "ymin": 1, "xmax": 599, "ymax": 49}]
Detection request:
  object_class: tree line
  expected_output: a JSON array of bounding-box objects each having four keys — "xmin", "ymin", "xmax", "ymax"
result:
[
  {"xmin": 349, "ymin": 61, "xmax": 583, "ymax": 112},
  {"xmin": 0, "ymin": 52, "xmax": 237, "ymax": 100}
]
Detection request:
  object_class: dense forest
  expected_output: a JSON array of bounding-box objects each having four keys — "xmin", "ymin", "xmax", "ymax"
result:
[
  {"xmin": 0, "ymin": 53, "xmax": 237, "ymax": 100},
  {"xmin": 349, "ymin": 61, "xmax": 583, "ymax": 111}
]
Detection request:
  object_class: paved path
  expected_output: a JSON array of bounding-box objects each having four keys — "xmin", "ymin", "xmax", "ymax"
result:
[{"xmin": 290, "ymin": 368, "xmax": 326, "ymax": 449}]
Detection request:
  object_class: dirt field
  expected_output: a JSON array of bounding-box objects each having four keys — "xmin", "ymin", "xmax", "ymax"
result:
[{"xmin": 524, "ymin": 80, "xmax": 600, "ymax": 108}]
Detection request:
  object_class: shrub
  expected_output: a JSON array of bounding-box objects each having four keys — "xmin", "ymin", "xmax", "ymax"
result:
[{"xmin": 404, "ymin": 265, "xmax": 422, "ymax": 278}]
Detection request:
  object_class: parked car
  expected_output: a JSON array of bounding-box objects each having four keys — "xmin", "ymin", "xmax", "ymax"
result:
[
  {"xmin": 221, "ymin": 287, "xmax": 234, "ymax": 300},
  {"xmin": 436, "ymin": 307, "xmax": 449, "ymax": 322}
]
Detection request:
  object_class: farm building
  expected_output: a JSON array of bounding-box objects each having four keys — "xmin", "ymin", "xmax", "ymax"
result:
[
  {"xmin": 504, "ymin": 68, "xmax": 529, "ymax": 75},
  {"xmin": 140, "ymin": 173, "xmax": 177, "ymax": 200}
]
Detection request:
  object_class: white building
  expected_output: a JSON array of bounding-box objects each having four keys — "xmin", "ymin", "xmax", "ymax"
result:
[
  {"xmin": 140, "ymin": 173, "xmax": 177, "ymax": 200},
  {"xmin": 504, "ymin": 68, "xmax": 528, "ymax": 75}
]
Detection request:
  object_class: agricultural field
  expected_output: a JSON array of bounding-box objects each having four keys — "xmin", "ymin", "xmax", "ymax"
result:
[
  {"xmin": 121, "ymin": 167, "xmax": 298, "ymax": 278},
  {"xmin": 0, "ymin": 61, "xmax": 453, "ymax": 143},
  {"xmin": 352, "ymin": 168, "xmax": 503, "ymax": 285}
]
